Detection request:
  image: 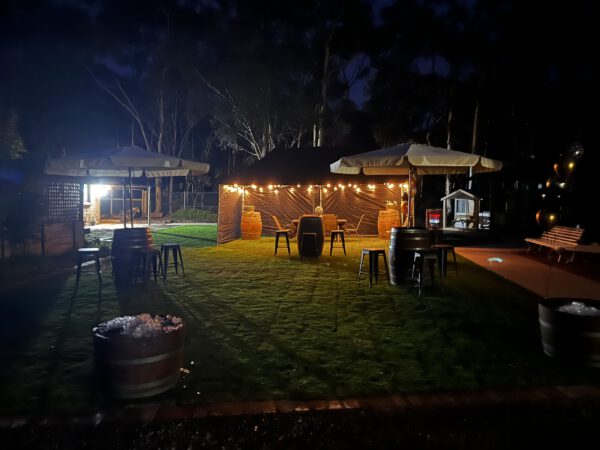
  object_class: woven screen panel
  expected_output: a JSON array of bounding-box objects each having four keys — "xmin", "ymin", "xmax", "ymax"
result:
[{"xmin": 43, "ymin": 177, "xmax": 82, "ymax": 223}]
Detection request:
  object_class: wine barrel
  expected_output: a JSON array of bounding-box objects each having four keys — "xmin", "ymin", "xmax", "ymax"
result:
[
  {"xmin": 378, "ymin": 209, "xmax": 401, "ymax": 239},
  {"xmin": 539, "ymin": 298, "xmax": 600, "ymax": 367},
  {"xmin": 94, "ymin": 319, "xmax": 185, "ymax": 399},
  {"xmin": 241, "ymin": 211, "xmax": 262, "ymax": 239},
  {"xmin": 389, "ymin": 228, "xmax": 432, "ymax": 285},
  {"xmin": 111, "ymin": 228, "xmax": 154, "ymax": 287},
  {"xmin": 297, "ymin": 215, "xmax": 325, "ymax": 257}
]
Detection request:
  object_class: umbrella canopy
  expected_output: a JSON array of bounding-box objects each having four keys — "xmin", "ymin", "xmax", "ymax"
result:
[
  {"xmin": 330, "ymin": 143, "xmax": 502, "ymax": 176},
  {"xmin": 44, "ymin": 146, "xmax": 210, "ymax": 178},
  {"xmin": 44, "ymin": 146, "xmax": 210, "ymax": 228}
]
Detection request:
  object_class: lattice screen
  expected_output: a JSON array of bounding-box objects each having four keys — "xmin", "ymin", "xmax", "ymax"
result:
[{"xmin": 43, "ymin": 177, "xmax": 82, "ymax": 223}]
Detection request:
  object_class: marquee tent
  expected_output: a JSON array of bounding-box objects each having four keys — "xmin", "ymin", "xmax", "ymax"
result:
[{"xmin": 218, "ymin": 147, "xmax": 408, "ymax": 243}]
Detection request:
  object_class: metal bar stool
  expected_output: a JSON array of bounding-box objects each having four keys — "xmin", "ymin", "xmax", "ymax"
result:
[
  {"xmin": 358, "ymin": 248, "xmax": 390, "ymax": 287},
  {"xmin": 161, "ymin": 243, "xmax": 184, "ymax": 278},
  {"xmin": 274, "ymin": 230, "xmax": 291, "ymax": 255},
  {"xmin": 431, "ymin": 244, "xmax": 458, "ymax": 278},
  {"xmin": 75, "ymin": 247, "xmax": 102, "ymax": 287},
  {"xmin": 133, "ymin": 247, "xmax": 164, "ymax": 285},
  {"xmin": 329, "ymin": 230, "xmax": 346, "ymax": 255},
  {"xmin": 411, "ymin": 249, "xmax": 438, "ymax": 295}
]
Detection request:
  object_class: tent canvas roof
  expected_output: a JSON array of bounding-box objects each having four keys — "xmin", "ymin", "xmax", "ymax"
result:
[{"xmin": 223, "ymin": 147, "xmax": 406, "ymax": 185}]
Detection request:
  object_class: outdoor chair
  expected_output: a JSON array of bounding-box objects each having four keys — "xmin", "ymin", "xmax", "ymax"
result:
[
  {"xmin": 321, "ymin": 213, "xmax": 338, "ymax": 236},
  {"xmin": 345, "ymin": 214, "xmax": 364, "ymax": 235},
  {"xmin": 272, "ymin": 215, "xmax": 291, "ymax": 256}
]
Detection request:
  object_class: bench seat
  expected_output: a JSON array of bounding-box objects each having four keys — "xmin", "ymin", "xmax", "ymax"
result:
[{"xmin": 525, "ymin": 225, "xmax": 585, "ymax": 263}]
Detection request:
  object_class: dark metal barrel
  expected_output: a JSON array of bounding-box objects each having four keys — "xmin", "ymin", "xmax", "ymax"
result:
[
  {"xmin": 539, "ymin": 298, "xmax": 600, "ymax": 367},
  {"xmin": 111, "ymin": 228, "xmax": 154, "ymax": 287},
  {"xmin": 297, "ymin": 215, "xmax": 325, "ymax": 257},
  {"xmin": 389, "ymin": 228, "xmax": 432, "ymax": 285}
]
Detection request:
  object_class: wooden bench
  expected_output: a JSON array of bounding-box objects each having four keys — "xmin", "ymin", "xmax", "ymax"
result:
[{"xmin": 525, "ymin": 225, "xmax": 585, "ymax": 263}]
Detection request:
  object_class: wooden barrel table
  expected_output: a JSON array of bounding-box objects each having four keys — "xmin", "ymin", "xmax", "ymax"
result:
[
  {"xmin": 388, "ymin": 227, "xmax": 432, "ymax": 285},
  {"xmin": 241, "ymin": 211, "xmax": 262, "ymax": 239},
  {"xmin": 297, "ymin": 215, "xmax": 325, "ymax": 257},
  {"xmin": 94, "ymin": 316, "xmax": 185, "ymax": 398},
  {"xmin": 111, "ymin": 228, "xmax": 153, "ymax": 287},
  {"xmin": 378, "ymin": 209, "xmax": 401, "ymax": 239}
]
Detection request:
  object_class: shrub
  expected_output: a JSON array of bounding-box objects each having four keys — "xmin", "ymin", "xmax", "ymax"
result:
[{"xmin": 171, "ymin": 208, "xmax": 217, "ymax": 223}]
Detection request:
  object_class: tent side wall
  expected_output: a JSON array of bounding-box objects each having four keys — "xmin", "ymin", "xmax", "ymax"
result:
[{"xmin": 217, "ymin": 183, "xmax": 407, "ymax": 243}]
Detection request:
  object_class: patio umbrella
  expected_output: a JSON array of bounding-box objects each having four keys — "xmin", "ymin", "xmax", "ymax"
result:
[
  {"xmin": 330, "ymin": 143, "xmax": 502, "ymax": 226},
  {"xmin": 44, "ymin": 146, "xmax": 210, "ymax": 227}
]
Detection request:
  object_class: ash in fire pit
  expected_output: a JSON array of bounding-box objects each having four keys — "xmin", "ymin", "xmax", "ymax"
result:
[
  {"xmin": 95, "ymin": 313, "xmax": 183, "ymax": 338},
  {"xmin": 557, "ymin": 301, "xmax": 600, "ymax": 316}
]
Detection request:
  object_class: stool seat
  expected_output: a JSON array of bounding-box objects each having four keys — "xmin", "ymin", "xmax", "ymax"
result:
[
  {"xmin": 358, "ymin": 248, "xmax": 390, "ymax": 287},
  {"xmin": 330, "ymin": 230, "xmax": 346, "ymax": 256},
  {"xmin": 431, "ymin": 244, "xmax": 458, "ymax": 278},
  {"xmin": 75, "ymin": 247, "xmax": 101, "ymax": 288},
  {"xmin": 274, "ymin": 230, "xmax": 291, "ymax": 256},
  {"xmin": 161, "ymin": 243, "xmax": 184, "ymax": 278}
]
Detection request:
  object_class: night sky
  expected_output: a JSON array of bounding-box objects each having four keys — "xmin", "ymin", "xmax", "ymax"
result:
[{"xmin": 1, "ymin": 0, "xmax": 599, "ymax": 231}]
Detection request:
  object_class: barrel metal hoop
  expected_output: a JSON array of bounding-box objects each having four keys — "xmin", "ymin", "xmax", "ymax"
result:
[
  {"xmin": 113, "ymin": 372, "xmax": 180, "ymax": 398},
  {"xmin": 105, "ymin": 348, "xmax": 182, "ymax": 366},
  {"xmin": 540, "ymin": 319, "xmax": 600, "ymax": 338}
]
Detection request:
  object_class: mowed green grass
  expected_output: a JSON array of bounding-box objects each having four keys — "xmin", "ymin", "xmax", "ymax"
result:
[{"xmin": 0, "ymin": 225, "xmax": 596, "ymax": 414}]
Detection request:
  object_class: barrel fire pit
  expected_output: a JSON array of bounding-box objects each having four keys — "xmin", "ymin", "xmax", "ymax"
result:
[
  {"xmin": 111, "ymin": 228, "xmax": 153, "ymax": 287},
  {"xmin": 539, "ymin": 298, "xmax": 600, "ymax": 367},
  {"xmin": 94, "ymin": 313, "xmax": 185, "ymax": 398},
  {"xmin": 389, "ymin": 227, "xmax": 432, "ymax": 285}
]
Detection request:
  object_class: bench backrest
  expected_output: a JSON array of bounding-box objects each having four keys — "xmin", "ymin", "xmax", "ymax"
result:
[{"xmin": 541, "ymin": 226, "xmax": 584, "ymax": 247}]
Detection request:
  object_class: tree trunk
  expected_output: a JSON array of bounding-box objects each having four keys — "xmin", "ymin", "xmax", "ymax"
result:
[
  {"xmin": 469, "ymin": 100, "xmax": 480, "ymax": 190},
  {"xmin": 168, "ymin": 176, "xmax": 174, "ymax": 216},
  {"xmin": 316, "ymin": 29, "xmax": 334, "ymax": 148},
  {"xmin": 155, "ymin": 181, "xmax": 162, "ymax": 215},
  {"xmin": 445, "ymin": 108, "xmax": 453, "ymax": 195}
]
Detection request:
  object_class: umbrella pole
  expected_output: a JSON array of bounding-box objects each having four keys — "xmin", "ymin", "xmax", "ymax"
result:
[
  {"xmin": 147, "ymin": 178, "xmax": 151, "ymax": 227},
  {"xmin": 122, "ymin": 179, "xmax": 127, "ymax": 228},
  {"xmin": 129, "ymin": 168, "xmax": 134, "ymax": 228}
]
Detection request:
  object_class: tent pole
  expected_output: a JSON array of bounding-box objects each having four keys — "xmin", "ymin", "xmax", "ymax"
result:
[{"xmin": 129, "ymin": 168, "xmax": 134, "ymax": 228}]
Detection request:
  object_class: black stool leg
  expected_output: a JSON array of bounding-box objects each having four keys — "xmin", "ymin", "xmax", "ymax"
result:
[
  {"xmin": 369, "ymin": 252, "xmax": 375, "ymax": 288},
  {"xmin": 340, "ymin": 233, "xmax": 346, "ymax": 255},
  {"xmin": 75, "ymin": 254, "xmax": 83, "ymax": 287},
  {"xmin": 381, "ymin": 252, "xmax": 390, "ymax": 285},
  {"xmin": 275, "ymin": 233, "xmax": 280, "ymax": 255},
  {"xmin": 452, "ymin": 249, "xmax": 458, "ymax": 276},
  {"xmin": 172, "ymin": 247, "xmax": 179, "ymax": 273},
  {"xmin": 162, "ymin": 249, "xmax": 169, "ymax": 279},
  {"xmin": 151, "ymin": 254, "xmax": 158, "ymax": 282},
  {"xmin": 178, "ymin": 247, "xmax": 184, "ymax": 273},
  {"xmin": 358, "ymin": 252, "xmax": 366, "ymax": 284},
  {"xmin": 285, "ymin": 233, "xmax": 290, "ymax": 255},
  {"xmin": 329, "ymin": 234, "xmax": 334, "ymax": 255},
  {"xmin": 428, "ymin": 257, "xmax": 435, "ymax": 286}
]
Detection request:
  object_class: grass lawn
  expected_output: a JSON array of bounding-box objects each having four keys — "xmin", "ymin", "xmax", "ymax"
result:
[{"xmin": 0, "ymin": 225, "xmax": 596, "ymax": 415}]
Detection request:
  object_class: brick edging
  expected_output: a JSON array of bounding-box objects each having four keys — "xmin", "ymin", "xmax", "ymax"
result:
[{"xmin": 2, "ymin": 384, "xmax": 600, "ymax": 429}]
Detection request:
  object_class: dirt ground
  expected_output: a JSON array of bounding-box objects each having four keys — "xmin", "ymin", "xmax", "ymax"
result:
[{"xmin": 3, "ymin": 402, "xmax": 600, "ymax": 449}]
